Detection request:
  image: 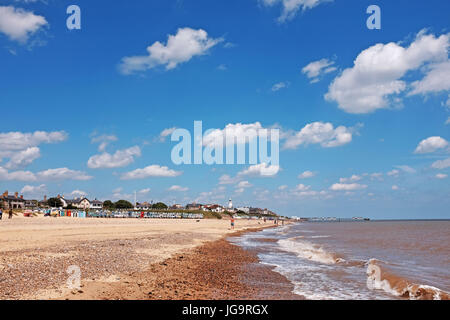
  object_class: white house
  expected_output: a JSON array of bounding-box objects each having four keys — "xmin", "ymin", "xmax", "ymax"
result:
[{"xmin": 90, "ymin": 199, "xmax": 103, "ymax": 210}]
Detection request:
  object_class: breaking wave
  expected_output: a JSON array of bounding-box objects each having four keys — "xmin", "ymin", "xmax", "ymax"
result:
[{"xmin": 366, "ymin": 259, "xmax": 449, "ymax": 300}]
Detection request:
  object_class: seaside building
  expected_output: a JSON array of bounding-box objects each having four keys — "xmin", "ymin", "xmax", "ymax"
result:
[
  {"xmin": 0, "ymin": 191, "xmax": 26, "ymax": 209},
  {"xmin": 186, "ymin": 203, "xmax": 201, "ymax": 211},
  {"xmin": 90, "ymin": 199, "xmax": 104, "ymax": 210},
  {"xmin": 136, "ymin": 202, "xmax": 152, "ymax": 210},
  {"xmin": 236, "ymin": 207, "xmax": 250, "ymax": 214},
  {"xmin": 57, "ymin": 195, "xmax": 91, "ymax": 209}
]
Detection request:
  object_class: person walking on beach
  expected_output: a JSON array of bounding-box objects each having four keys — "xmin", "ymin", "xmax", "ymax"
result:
[
  {"xmin": 0, "ymin": 208, "xmax": 3, "ymax": 220},
  {"xmin": 230, "ymin": 216, "xmax": 235, "ymax": 230},
  {"xmin": 8, "ymin": 208, "xmax": 13, "ymax": 219}
]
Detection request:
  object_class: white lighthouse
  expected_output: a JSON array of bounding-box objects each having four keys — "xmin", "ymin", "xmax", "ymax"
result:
[{"xmin": 228, "ymin": 198, "xmax": 233, "ymax": 210}]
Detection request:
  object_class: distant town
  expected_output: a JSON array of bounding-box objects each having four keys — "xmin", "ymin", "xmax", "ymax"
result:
[{"xmin": 0, "ymin": 190, "xmax": 280, "ymax": 217}]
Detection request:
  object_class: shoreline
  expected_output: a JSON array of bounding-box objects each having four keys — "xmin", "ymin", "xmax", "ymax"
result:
[
  {"xmin": 0, "ymin": 217, "xmax": 299, "ymax": 300},
  {"xmin": 57, "ymin": 226, "xmax": 302, "ymax": 300}
]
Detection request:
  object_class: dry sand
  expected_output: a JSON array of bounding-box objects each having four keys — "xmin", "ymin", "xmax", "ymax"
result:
[{"xmin": 0, "ymin": 215, "xmax": 285, "ymax": 300}]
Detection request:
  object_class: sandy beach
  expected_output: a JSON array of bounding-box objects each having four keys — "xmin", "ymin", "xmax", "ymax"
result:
[{"xmin": 0, "ymin": 215, "xmax": 295, "ymax": 300}]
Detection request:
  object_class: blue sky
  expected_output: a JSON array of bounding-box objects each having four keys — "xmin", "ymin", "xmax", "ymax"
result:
[{"xmin": 0, "ymin": 0, "xmax": 449, "ymax": 219}]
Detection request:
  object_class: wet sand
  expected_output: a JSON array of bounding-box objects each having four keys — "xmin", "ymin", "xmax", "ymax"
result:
[{"xmin": 0, "ymin": 216, "xmax": 298, "ymax": 300}]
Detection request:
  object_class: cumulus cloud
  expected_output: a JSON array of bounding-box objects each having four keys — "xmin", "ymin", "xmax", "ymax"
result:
[
  {"xmin": 431, "ymin": 158, "xmax": 450, "ymax": 169},
  {"xmin": 121, "ymin": 165, "xmax": 182, "ymax": 180},
  {"xmin": 4, "ymin": 147, "xmax": 40, "ymax": 169},
  {"xmin": 392, "ymin": 185, "xmax": 399, "ymax": 190},
  {"xmin": 330, "ymin": 183, "xmax": 367, "ymax": 191},
  {"xmin": 298, "ymin": 171, "xmax": 316, "ymax": 179},
  {"xmin": 409, "ymin": 61, "xmax": 450, "ymax": 96},
  {"xmin": 168, "ymin": 185, "xmax": 189, "ymax": 192},
  {"xmin": 36, "ymin": 168, "xmax": 92, "ymax": 181},
  {"xmin": 238, "ymin": 163, "xmax": 280, "ymax": 177},
  {"xmin": 91, "ymin": 134, "xmax": 118, "ymax": 152},
  {"xmin": 302, "ymin": 58, "xmax": 337, "ymax": 83},
  {"xmin": 119, "ymin": 27, "xmax": 223, "ymax": 74},
  {"xmin": 70, "ymin": 190, "xmax": 87, "ymax": 197},
  {"xmin": 339, "ymin": 175, "xmax": 362, "ymax": 183},
  {"xmin": 0, "ymin": 167, "xmax": 36, "ymax": 181},
  {"xmin": 0, "ymin": 6, "xmax": 47, "ymax": 42},
  {"xmin": 158, "ymin": 127, "xmax": 177, "ymax": 142},
  {"xmin": 414, "ymin": 136, "xmax": 448, "ymax": 154},
  {"xmin": 435, "ymin": 173, "xmax": 448, "ymax": 179},
  {"xmin": 283, "ymin": 122, "xmax": 353, "ymax": 149},
  {"xmin": 260, "ymin": 0, "xmax": 331, "ymax": 23},
  {"xmin": 271, "ymin": 81, "xmax": 289, "ymax": 91},
  {"xmin": 203, "ymin": 122, "xmax": 272, "ymax": 147},
  {"xmin": 21, "ymin": 184, "xmax": 46, "ymax": 196},
  {"xmin": 325, "ymin": 31, "xmax": 450, "ymax": 114},
  {"xmin": 87, "ymin": 146, "xmax": 141, "ymax": 169},
  {"xmin": 0, "ymin": 167, "xmax": 92, "ymax": 182},
  {"xmin": 395, "ymin": 165, "xmax": 417, "ymax": 174},
  {"xmin": 387, "ymin": 169, "xmax": 400, "ymax": 177},
  {"xmin": 0, "ymin": 130, "xmax": 67, "ymax": 152}
]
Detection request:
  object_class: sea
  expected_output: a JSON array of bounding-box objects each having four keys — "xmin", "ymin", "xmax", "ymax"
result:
[{"xmin": 230, "ymin": 220, "xmax": 450, "ymax": 300}]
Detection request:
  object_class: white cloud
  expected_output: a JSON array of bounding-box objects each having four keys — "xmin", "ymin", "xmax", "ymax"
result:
[
  {"xmin": 414, "ymin": 136, "xmax": 448, "ymax": 154},
  {"xmin": 238, "ymin": 163, "xmax": 280, "ymax": 177},
  {"xmin": 0, "ymin": 167, "xmax": 36, "ymax": 181},
  {"xmin": 217, "ymin": 64, "xmax": 227, "ymax": 71},
  {"xmin": 298, "ymin": 170, "xmax": 316, "ymax": 179},
  {"xmin": 21, "ymin": 184, "xmax": 46, "ymax": 196},
  {"xmin": 295, "ymin": 184, "xmax": 311, "ymax": 191},
  {"xmin": 138, "ymin": 188, "xmax": 151, "ymax": 194},
  {"xmin": 4, "ymin": 147, "xmax": 40, "ymax": 169},
  {"xmin": 387, "ymin": 169, "xmax": 400, "ymax": 177},
  {"xmin": 325, "ymin": 31, "xmax": 450, "ymax": 114},
  {"xmin": 436, "ymin": 173, "xmax": 448, "ymax": 179},
  {"xmin": 121, "ymin": 165, "xmax": 182, "ymax": 180},
  {"xmin": 203, "ymin": 122, "xmax": 270, "ymax": 147},
  {"xmin": 302, "ymin": 58, "xmax": 336, "ymax": 83},
  {"xmin": 370, "ymin": 172, "xmax": 383, "ymax": 181},
  {"xmin": 70, "ymin": 190, "xmax": 87, "ymax": 197},
  {"xmin": 446, "ymin": 117, "xmax": 450, "ymax": 125},
  {"xmin": 218, "ymin": 174, "xmax": 239, "ymax": 185},
  {"xmin": 395, "ymin": 165, "xmax": 417, "ymax": 174},
  {"xmin": 283, "ymin": 122, "xmax": 353, "ymax": 149},
  {"xmin": 119, "ymin": 27, "xmax": 223, "ymax": 74},
  {"xmin": 158, "ymin": 127, "xmax": 177, "ymax": 142},
  {"xmin": 237, "ymin": 180, "xmax": 252, "ymax": 189},
  {"xmin": 0, "ymin": 166, "xmax": 92, "ymax": 182},
  {"xmin": 339, "ymin": 175, "xmax": 362, "ymax": 183},
  {"xmin": 87, "ymin": 146, "xmax": 141, "ymax": 169},
  {"xmin": 36, "ymin": 168, "xmax": 92, "ymax": 181},
  {"xmin": 0, "ymin": 6, "xmax": 47, "ymax": 42},
  {"xmin": 271, "ymin": 81, "xmax": 289, "ymax": 91},
  {"xmin": 409, "ymin": 61, "xmax": 450, "ymax": 95},
  {"xmin": 330, "ymin": 183, "xmax": 367, "ymax": 191},
  {"xmin": 0, "ymin": 130, "xmax": 67, "ymax": 152},
  {"xmin": 168, "ymin": 185, "xmax": 189, "ymax": 192},
  {"xmin": 91, "ymin": 134, "xmax": 118, "ymax": 152},
  {"xmin": 260, "ymin": 0, "xmax": 331, "ymax": 23},
  {"xmin": 278, "ymin": 185, "xmax": 288, "ymax": 190},
  {"xmin": 392, "ymin": 185, "xmax": 399, "ymax": 190},
  {"xmin": 431, "ymin": 158, "xmax": 450, "ymax": 169}
]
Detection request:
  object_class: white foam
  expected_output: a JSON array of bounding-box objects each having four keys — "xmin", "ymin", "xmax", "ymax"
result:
[{"xmin": 278, "ymin": 238, "xmax": 343, "ymax": 265}]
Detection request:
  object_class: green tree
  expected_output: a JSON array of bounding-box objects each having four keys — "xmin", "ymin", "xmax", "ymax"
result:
[
  {"xmin": 114, "ymin": 200, "xmax": 133, "ymax": 209},
  {"xmin": 152, "ymin": 202, "xmax": 168, "ymax": 209},
  {"xmin": 47, "ymin": 197, "xmax": 63, "ymax": 208},
  {"xmin": 103, "ymin": 200, "xmax": 114, "ymax": 209}
]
